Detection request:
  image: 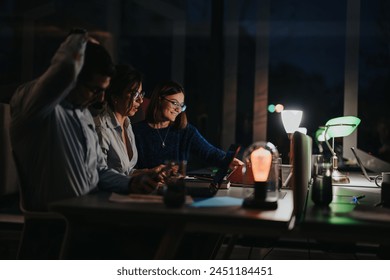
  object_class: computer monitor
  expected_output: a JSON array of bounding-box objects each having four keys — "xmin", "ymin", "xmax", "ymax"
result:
[{"xmin": 292, "ymin": 131, "xmax": 312, "ymax": 223}]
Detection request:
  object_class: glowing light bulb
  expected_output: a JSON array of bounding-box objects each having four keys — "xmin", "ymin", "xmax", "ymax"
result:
[
  {"xmin": 242, "ymin": 141, "xmax": 279, "ymax": 209},
  {"xmin": 250, "ymin": 147, "xmax": 272, "ymax": 182}
]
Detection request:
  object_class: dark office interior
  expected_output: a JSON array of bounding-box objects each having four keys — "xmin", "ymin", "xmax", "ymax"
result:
[{"xmin": 1, "ymin": 0, "xmax": 390, "ymax": 260}]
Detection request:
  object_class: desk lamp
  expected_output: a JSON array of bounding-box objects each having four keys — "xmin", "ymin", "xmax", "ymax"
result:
[
  {"xmin": 315, "ymin": 126, "xmax": 326, "ymax": 153},
  {"xmin": 242, "ymin": 141, "xmax": 279, "ymax": 209},
  {"xmin": 281, "ymin": 110, "xmax": 303, "ymax": 163},
  {"xmin": 281, "ymin": 110, "xmax": 303, "ymax": 188},
  {"xmin": 322, "ymin": 116, "xmax": 361, "ymax": 183},
  {"xmin": 281, "ymin": 110, "xmax": 303, "ymax": 137}
]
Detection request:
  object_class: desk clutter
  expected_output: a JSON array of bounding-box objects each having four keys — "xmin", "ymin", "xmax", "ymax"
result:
[
  {"xmin": 109, "ymin": 192, "xmax": 194, "ymax": 205},
  {"xmin": 346, "ymin": 204, "xmax": 390, "ymax": 223}
]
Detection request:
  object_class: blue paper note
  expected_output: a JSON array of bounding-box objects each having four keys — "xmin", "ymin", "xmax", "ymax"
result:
[{"xmin": 190, "ymin": 196, "xmax": 244, "ymax": 207}]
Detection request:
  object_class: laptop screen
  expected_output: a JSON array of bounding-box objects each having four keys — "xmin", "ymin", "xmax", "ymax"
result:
[
  {"xmin": 351, "ymin": 146, "xmax": 374, "ymax": 181},
  {"xmin": 185, "ymin": 144, "xmax": 241, "ymax": 197},
  {"xmin": 212, "ymin": 144, "xmax": 241, "ymax": 185}
]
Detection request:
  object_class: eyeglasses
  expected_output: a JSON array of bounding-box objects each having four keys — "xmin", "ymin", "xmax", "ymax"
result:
[
  {"xmin": 162, "ymin": 97, "xmax": 186, "ymax": 112},
  {"xmin": 132, "ymin": 90, "xmax": 145, "ymax": 101},
  {"xmin": 82, "ymin": 84, "xmax": 106, "ymax": 95}
]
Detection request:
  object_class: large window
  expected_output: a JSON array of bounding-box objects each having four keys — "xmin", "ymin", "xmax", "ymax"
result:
[
  {"xmin": 357, "ymin": 0, "xmax": 390, "ymax": 163},
  {"xmin": 266, "ymin": 0, "xmax": 347, "ymax": 161},
  {"xmin": 1, "ymin": 0, "xmax": 389, "ymax": 165}
]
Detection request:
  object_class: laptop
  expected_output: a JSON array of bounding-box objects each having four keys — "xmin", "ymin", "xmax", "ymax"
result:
[
  {"xmin": 351, "ymin": 147, "xmax": 378, "ymax": 182},
  {"xmin": 185, "ymin": 144, "xmax": 241, "ymax": 198}
]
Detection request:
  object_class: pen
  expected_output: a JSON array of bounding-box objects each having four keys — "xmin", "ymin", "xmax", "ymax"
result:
[{"xmin": 351, "ymin": 195, "xmax": 365, "ymax": 204}]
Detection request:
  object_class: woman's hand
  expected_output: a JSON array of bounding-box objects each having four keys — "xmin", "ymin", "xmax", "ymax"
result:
[
  {"xmin": 229, "ymin": 157, "xmax": 244, "ymax": 170},
  {"xmin": 128, "ymin": 171, "xmax": 160, "ymax": 194},
  {"xmin": 133, "ymin": 164, "xmax": 166, "ymax": 183}
]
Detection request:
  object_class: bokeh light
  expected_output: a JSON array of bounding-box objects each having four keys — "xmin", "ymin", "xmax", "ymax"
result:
[
  {"xmin": 268, "ymin": 104, "xmax": 276, "ymax": 113},
  {"xmin": 275, "ymin": 104, "xmax": 284, "ymax": 113}
]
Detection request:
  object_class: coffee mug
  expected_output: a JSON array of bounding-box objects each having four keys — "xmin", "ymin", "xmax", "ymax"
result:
[
  {"xmin": 311, "ymin": 163, "xmax": 333, "ymax": 207},
  {"xmin": 311, "ymin": 154, "xmax": 324, "ymax": 179},
  {"xmin": 375, "ymin": 172, "xmax": 390, "ymax": 207}
]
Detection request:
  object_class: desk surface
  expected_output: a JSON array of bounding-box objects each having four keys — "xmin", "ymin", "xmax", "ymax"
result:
[
  {"xmin": 49, "ymin": 172, "xmax": 390, "ymax": 258},
  {"xmin": 302, "ymin": 173, "xmax": 390, "ymax": 244},
  {"xmin": 49, "ymin": 187, "xmax": 294, "ymax": 237},
  {"xmin": 49, "ymin": 187, "xmax": 295, "ymax": 259}
]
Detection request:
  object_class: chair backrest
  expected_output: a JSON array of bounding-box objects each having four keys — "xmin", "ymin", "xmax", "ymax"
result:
[
  {"xmin": 291, "ymin": 131, "xmax": 312, "ymax": 223},
  {"xmin": 11, "ymin": 149, "xmax": 32, "ymax": 213},
  {"xmin": 12, "ymin": 150, "xmax": 62, "ymax": 219},
  {"xmin": 0, "ymin": 104, "xmax": 19, "ymax": 197}
]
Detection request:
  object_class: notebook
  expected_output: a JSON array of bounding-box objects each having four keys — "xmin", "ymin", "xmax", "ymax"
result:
[
  {"xmin": 351, "ymin": 147, "xmax": 379, "ymax": 182},
  {"xmin": 185, "ymin": 144, "xmax": 241, "ymax": 198}
]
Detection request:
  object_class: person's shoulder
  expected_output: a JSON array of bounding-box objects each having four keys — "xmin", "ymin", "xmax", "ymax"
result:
[
  {"xmin": 10, "ymin": 81, "xmax": 35, "ymax": 109},
  {"xmin": 95, "ymin": 109, "xmax": 125, "ymax": 131},
  {"xmin": 186, "ymin": 123, "xmax": 195, "ymax": 129},
  {"xmin": 185, "ymin": 123, "xmax": 199, "ymax": 133}
]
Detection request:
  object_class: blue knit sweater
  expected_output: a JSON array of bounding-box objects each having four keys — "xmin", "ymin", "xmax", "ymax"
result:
[{"xmin": 133, "ymin": 120, "xmax": 226, "ymax": 169}]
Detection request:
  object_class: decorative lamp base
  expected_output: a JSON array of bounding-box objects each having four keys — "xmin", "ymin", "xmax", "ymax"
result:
[
  {"xmin": 332, "ymin": 169, "xmax": 350, "ymax": 184},
  {"xmin": 242, "ymin": 182, "xmax": 278, "ymax": 210},
  {"xmin": 242, "ymin": 197, "xmax": 278, "ymax": 210}
]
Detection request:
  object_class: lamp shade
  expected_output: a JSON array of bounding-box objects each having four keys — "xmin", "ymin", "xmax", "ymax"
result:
[
  {"xmin": 297, "ymin": 127, "xmax": 307, "ymax": 135},
  {"xmin": 325, "ymin": 116, "xmax": 361, "ymax": 138},
  {"xmin": 315, "ymin": 126, "xmax": 327, "ymax": 142},
  {"xmin": 281, "ymin": 110, "xmax": 303, "ymax": 134}
]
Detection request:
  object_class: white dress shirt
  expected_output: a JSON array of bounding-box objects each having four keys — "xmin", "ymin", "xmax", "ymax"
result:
[
  {"xmin": 94, "ymin": 107, "xmax": 138, "ymax": 175},
  {"xmin": 10, "ymin": 34, "xmax": 130, "ymax": 211}
]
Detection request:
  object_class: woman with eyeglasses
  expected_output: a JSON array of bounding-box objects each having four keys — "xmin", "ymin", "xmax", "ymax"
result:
[
  {"xmin": 94, "ymin": 64, "xmax": 163, "ymax": 176},
  {"xmin": 133, "ymin": 80, "xmax": 243, "ymax": 170}
]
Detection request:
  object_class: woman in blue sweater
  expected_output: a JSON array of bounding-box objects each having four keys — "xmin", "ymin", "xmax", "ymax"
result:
[{"xmin": 133, "ymin": 80, "xmax": 242, "ymax": 170}]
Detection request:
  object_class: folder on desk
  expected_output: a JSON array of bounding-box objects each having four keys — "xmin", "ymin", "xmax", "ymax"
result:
[
  {"xmin": 185, "ymin": 176, "xmax": 230, "ymax": 189},
  {"xmin": 190, "ymin": 196, "xmax": 243, "ymax": 208},
  {"xmin": 108, "ymin": 193, "xmax": 194, "ymax": 204}
]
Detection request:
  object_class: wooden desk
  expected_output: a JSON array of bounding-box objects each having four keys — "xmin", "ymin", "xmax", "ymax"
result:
[
  {"xmin": 302, "ymin": 173, "xmax": 390, "ymax": 245},
  {"xmin": 49, "ymin": 187, "xmax": 294, "ymax": 259}
]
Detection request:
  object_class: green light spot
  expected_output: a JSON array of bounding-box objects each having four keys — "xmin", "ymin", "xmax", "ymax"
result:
[{"xmin": 268, "ymin": 104, "xmax": 276, "ymax": 113}]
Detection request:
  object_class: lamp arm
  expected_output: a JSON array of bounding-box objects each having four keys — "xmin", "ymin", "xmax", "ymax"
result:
[
  {"xmin": 324, "ymin": 126, "xmax": 339, "ymax": 171},
  {"xmin": 324, "ymin": 126, "xmax": 336, "ymax": 156},
  {"xmin": 316, "ymin": 143, "xmax": 323, "ymax": 154},
  {"xmin": 325, "ymin": 139, "xmax": 336, "ymax": 156}
]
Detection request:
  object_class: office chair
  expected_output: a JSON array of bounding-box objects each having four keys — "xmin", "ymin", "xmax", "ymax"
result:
[{"xmin": 12, "ymin": 151, "xmax": 67, "ymax": 259}]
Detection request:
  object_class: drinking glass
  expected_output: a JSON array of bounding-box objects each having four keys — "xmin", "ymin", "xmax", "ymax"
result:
[{"xmin": 163, "ymin": 160, "xmax": 187, "ymax": 208}]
